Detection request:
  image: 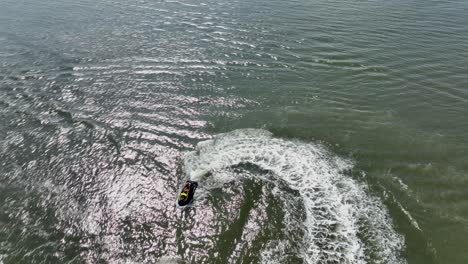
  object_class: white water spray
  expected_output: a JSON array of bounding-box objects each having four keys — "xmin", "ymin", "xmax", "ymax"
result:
[{"xmin": 183, "ymin": 129, "xmax": 406, "ymax": 263}]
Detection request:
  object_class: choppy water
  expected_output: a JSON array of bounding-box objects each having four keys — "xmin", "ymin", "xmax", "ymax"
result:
[{"xmin": 0, "ymin": 0, "xmax": 467, "ymax": 263}]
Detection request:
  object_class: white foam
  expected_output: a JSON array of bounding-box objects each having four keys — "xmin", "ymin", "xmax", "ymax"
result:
[
  {"xmin": 183, "ymin": 129, "xmax": 406, "ymax": 263},
  {"xmin": 397, "ymin": 202, "xmax": 422, "ymax": 232},
  {"xmin": 156, "ymin": 256, "xmax": 184, "ymax": 264}
]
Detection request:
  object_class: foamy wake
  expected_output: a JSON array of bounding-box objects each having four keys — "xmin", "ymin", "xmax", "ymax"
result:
[{"xmin": 183, "ymin": 129, "xmax": 406, "ymax": 264}]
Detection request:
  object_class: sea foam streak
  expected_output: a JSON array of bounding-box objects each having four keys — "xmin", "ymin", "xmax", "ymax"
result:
[{"xmin": 183, "ymin": 129, "xmax": 406, "ymax": 263}]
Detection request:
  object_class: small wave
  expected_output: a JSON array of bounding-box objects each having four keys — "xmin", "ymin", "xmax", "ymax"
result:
[{"xmin": 183, "ymin": 129, "xmax": 406, "ymax": 263}]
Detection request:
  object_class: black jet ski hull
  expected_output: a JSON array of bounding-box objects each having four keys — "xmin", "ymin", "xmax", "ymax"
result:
[{"xmin": 177, "ymin": 180, "xmax": 198, "ymax": 207}]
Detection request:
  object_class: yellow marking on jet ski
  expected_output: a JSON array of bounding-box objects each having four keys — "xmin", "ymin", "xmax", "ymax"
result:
[{"xmin": 179, "ymin": 192, "xmax": 188, "ymax": 201}]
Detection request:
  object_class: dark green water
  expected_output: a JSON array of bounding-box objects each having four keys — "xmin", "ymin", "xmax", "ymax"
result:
[{"xmin": 0, "ymin": 0, "xmax": 467, "ymax": 263}]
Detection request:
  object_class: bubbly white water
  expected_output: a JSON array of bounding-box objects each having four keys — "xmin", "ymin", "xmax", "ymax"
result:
[{"xmin": 183, "ymin": 129, "xmax": 406, "ymax": 263}]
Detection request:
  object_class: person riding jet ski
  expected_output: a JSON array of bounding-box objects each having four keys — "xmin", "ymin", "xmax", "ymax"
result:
[{"xmin": 178, "ymin": 180, "xmax": 198, "ymax": 206}]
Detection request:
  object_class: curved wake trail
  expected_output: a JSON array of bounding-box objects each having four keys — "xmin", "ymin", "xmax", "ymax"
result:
[{"xmin": 183, "ymin": 129, "xmax": 406, "ymax": 263}]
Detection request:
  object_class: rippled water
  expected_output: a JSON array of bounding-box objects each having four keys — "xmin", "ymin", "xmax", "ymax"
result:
[{"xmin": 0, "ymin": 0, "xmax": 467, "ymax": 263}]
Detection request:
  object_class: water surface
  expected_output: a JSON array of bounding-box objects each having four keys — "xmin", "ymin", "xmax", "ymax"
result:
[{"xmin": 0, "ymin": 0, "xmax": 467, "ymax": 263}]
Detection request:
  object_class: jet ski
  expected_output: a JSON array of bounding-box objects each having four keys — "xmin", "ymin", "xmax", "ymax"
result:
[{"xmin": 177, "ymin": 180, "xmax": 198, "ymax": 207}]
